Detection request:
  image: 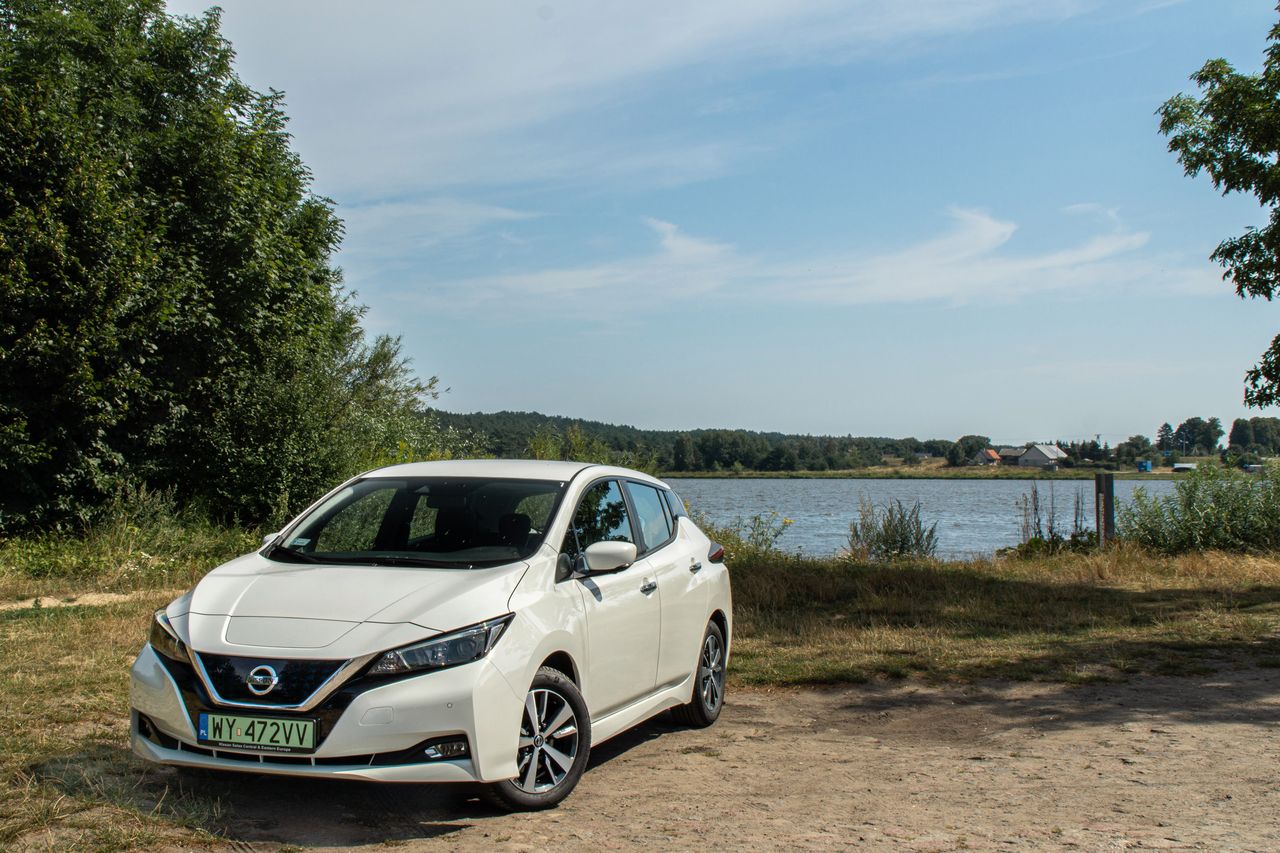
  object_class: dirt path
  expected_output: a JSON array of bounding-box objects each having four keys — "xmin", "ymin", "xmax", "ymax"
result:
[{"xmin": 168, "ymin": 671, "xmax": 1280, "ymax": 851}]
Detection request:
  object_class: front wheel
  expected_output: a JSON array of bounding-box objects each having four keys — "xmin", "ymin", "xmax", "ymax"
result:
[
  {"xmin": 484, "ymin": 666, "xmax": 591, "ymax": 811},
  {"xmin": 672, "ymin": 621, "xmax": 726, "ymax": 727}
]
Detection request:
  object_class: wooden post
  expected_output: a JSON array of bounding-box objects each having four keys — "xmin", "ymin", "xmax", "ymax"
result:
[{"xmin": 1094, "ymin": 472, "xmax": 1116, "ymax": 546}]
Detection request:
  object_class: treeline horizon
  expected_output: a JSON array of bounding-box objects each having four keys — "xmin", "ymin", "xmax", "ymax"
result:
[{"xmin": 432, "ymin": 409, "xmax": 1279, "ymax": 472}]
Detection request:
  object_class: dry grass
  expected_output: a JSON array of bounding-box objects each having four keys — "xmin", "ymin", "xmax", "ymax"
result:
[
  {"xmin": 729, "ymin": 544, "xmax": 1280, "ymax": 685},
  {"xmin": 0, "ymin": 599, "xmax": 229, "ymax": 850},
  {"xmin": 0, "ymin": 498, "xmax": 256, "ymax": 850}
]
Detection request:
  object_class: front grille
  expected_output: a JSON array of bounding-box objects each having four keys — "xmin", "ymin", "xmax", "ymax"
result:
[{"xmin": 196, "ymin": 653, "xmax": 347, "ymax": 706}]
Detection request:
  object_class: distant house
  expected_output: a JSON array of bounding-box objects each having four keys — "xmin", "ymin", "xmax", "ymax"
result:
[
  {"xmin": 973, "ymin": 448, "xmax": 1001, "ymax": 466},
  {"xmin": 1018, "ymin": 444, "xmax": 1069, "ymax": 468},
  {"xmin": 998, "ymin": 447, "xmax": 1025, "ymax": 464}
]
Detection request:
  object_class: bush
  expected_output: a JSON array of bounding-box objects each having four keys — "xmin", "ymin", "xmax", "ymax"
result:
[
  {"xmin": 688, "ymin": 509, "xmax": 793, "ymax": 563},
  {"xmin": 1120, "ymin": 463, "xmax": 1280, "ymax": 553},
  {"xmin": 847, "ymin": 498, "xmax": 938, "ymax": 561},
  {"xmin": 0, "ymin": 1, "xmax": 478, "ymax": 532}
]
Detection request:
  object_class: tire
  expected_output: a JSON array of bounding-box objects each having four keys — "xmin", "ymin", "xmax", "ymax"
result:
[
  {"xmin": 671, "ymin": 621, "xmax": 726, "ymax": 728},
  {"xmin": 484, "ymin": 666, "xmax": 591, "ymax": 811}
]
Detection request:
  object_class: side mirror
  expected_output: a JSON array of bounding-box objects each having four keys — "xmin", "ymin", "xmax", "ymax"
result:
[
  {"xmin": 582, "ymin": 541, "xmax": 637, "ymax": 574},
  {"xmin": 261, "ymin": 532, "xmax": 280, "ymax": 547}
]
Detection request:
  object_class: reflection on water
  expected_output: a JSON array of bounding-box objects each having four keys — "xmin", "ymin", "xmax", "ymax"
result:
[{"xmin": 666, "ymin": 477, "xmax": 1177, "ymax": 559}]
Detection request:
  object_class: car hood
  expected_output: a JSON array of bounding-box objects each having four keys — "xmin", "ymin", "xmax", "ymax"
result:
[{"xmin": 171, "ymin": 551, "xmax": 529, "ymax": 659}]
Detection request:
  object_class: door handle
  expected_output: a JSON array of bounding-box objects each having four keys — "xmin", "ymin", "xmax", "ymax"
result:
[
  {"xmin": 689, "ymin": 561, "xmax": 703, "ymax": 573},
  {"xmin": 640, "ymin": 579, "xmax": 657, "ymax": 594}
]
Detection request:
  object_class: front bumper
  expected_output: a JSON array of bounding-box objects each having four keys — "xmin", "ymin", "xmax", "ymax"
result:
[{"xmin": 129, "ymin": 643, "xmax": 527, "ymax": 783}]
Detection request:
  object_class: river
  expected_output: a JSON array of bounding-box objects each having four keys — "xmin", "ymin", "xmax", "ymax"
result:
[{"xmin": 664, "ymin": 477, "xmax": 1177, "ymax": 559}]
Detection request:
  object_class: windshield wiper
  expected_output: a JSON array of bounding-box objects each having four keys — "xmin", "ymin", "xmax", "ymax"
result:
[
  {"xmin": 342, "ymin": 555, "xmax": 468, "ymax": 569},
  {"xmin": 266, "ymin": 543, "xmax": 323, "ymax": 564}
]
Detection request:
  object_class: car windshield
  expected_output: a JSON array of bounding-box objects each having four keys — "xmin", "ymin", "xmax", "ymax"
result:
[{"xmin": 268, "ymin": 477, "xmax": 567, "ymax": 568}]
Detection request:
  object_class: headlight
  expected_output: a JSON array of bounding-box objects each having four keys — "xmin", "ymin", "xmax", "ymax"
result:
[
  {"xmin": 149, "ymin": 609, "xmax": 190, "ymax": 663},
  {"xmin": 367, "ymin": 615, "xmax": 513, "ymax": 676}
]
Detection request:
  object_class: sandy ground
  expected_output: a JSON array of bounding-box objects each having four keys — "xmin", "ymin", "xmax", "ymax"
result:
[{"xmin": 157, "ymin": 671, "xmax": 1280, "ymax": 852}]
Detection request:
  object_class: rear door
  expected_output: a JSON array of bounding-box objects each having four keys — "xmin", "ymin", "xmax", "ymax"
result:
[
  {"xmin": 624, "ymin": 481, "xmax": 710, "ymax": 688},
  {"xmin": 563, "ymin": 479, "xmax": 660, "ymax": 716}
]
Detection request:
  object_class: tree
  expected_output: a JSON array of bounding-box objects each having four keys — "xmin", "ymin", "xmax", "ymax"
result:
[
  {"xmin": 1116, "ymin": 434, "xmax": 1152, "ymax": 467},
  {"xmin": 1173, "ymin": 416, "xmax": 1224, "ymax": 454},
  {"xmin": 947, "ymin": 434, "xmax": 990, "ymax": 467},
  {"xmin": 527, "ymin": 425, "xmax": 563, "ymax": 460},
  {"xmin": 670, "ymin": 433, "xmax": 695, "ymax": 471},
  {"xmin": 1246, "ymin": 416, "xmax": 1280, "ymax": 453},
  {"xmin": 1229, "ymin": 418, "xmax": 1255, "ymax": 450},
  {"xmin": 0, "ymin": 0, "xmax": 457, "ymax": 530},
  {"xmin": 1156, "ymin": 422, "xmax": 1175, "ymax": 452},
  {"xmin": 1207, "ymin": 416, "xmax": 1224, "ymax": 451},
  {"xmin": 1160, "ymin": 9, "xmax": 1280, "ymax": 405}
]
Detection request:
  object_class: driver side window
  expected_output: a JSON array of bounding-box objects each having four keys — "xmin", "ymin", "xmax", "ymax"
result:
[{"xmin": 561, "ymin": 480, "xmax": 634, "ymax": 565}]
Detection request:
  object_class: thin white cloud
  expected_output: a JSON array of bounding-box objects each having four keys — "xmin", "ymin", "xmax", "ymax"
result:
[
  {"xmin": 343, "ymin": 199, "xmax": 535, "ymax": 250},
  {"xmin": 906, "ymin": 45, "xmax": 1147, "ymax": 90},
  {"xmin": 168, "ymin": 0, "xmax": 1102, "ymax": 196},
  {"xmin": 417, "ymin": 217, "xmax": 746, "ymax": 305},
  {"xmin": 399, "ymin": 208, "xmax": 1221, "ymax": 314},
  {"xmin": 337, "ymin": 197, "xmax": 536, "ymax": 289}
]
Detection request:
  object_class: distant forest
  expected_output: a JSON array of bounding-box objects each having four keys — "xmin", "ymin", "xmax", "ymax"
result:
[
  {"xmin": 431, "ymin": 410, "xmax": 950, "ymax": 471},
  {"xmin": 433, "ymin": 410, "xmax": 1280, "ymax": 473}
]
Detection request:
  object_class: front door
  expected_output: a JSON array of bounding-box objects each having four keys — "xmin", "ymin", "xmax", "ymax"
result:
[{"xmin": 563, "ymin": 479, "xmax": 660, "ymax": 717}]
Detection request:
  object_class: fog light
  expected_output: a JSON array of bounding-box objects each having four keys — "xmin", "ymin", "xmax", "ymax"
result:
[{"xmin": 423, "ymin": 739, "xmax": 468, "ymax": 760}]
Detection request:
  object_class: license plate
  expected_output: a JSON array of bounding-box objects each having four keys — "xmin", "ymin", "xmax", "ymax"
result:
[{"xmin": 198, "ymin": 712, "xmax": 317, "ymax": 753}]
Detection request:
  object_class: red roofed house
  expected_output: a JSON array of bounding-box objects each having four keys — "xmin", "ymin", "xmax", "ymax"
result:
[{"xmin": 972, "ymin": 448, "xmax": 1002, "ymax": 466}]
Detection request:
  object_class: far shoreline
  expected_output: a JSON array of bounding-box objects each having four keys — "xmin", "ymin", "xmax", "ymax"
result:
[{"xmin": 662, "ymin": 467, "xmax": 1179, "ymax": 481}]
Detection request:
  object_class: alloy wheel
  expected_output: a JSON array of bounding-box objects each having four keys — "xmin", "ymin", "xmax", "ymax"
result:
[
  {"xmin": 514, "ymin": 687, "xmax": 580, "ymax": 793},
  {"xmin": 699, "ymin": 632, "xmax": 725, "ymax": 713}
]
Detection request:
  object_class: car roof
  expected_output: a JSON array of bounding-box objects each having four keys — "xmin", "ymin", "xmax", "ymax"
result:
[{"xmin": 362, "ymin": 458, "xmax": 668, "ymax": 487}]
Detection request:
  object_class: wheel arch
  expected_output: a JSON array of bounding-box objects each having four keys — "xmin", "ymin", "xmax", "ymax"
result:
[
  {"xmin": 538, "ymin": 650, "xmax": 579, "ymax": 685},
  {"xmin": 709, "ymin": 609, "xmax": 730, "ymax": 650}
]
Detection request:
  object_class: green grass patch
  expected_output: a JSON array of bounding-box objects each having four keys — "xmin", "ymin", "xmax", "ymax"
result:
[{"xmin": 0, "ymin": 488, "xmax": 258, "ymax": 603}]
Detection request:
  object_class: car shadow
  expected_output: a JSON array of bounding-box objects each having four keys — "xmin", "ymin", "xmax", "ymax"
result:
[
  {"xmin": 32, "ymin": 744, "xmax": 487, "ymax": 846},
  {"xmin": 31, "ymin": 713, "xmax": 693, "ymax": 847},
  {"xmin": 586, "ymin": 711, "xmax": 684, "ymax": 769}
]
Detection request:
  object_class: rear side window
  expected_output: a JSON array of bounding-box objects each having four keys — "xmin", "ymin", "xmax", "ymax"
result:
[
  {"xmin": 626, "ymin": 482, "xmax": 673, "ymax": 553},
  {"xmin": 664, "ymin": 490, "xmax": 686, "ymax": 518},
  {"xmin": 562, "ymin": 480, "xmax": 634, "ymax": 562}
]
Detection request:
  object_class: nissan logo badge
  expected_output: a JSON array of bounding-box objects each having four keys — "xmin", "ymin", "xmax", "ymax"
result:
[{"xmin": 246, "ymin": 664, "xmax": 279, "ymax": 696}]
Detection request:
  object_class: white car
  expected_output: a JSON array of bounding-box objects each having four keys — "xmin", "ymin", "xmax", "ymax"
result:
[{"xmin": 130, "ymin": 460, "xmax": 731, "ymax": 809}]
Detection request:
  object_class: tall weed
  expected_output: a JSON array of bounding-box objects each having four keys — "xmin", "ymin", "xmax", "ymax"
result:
[
  {"xmin": 847, "ymin": 498, "xmax": 938, "ymax": 561},
  {"xmin": 1008, "ymin": 483, "xmax": 1096, "ymax": 557}
]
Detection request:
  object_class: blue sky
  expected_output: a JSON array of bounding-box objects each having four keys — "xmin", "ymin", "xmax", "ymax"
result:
[{"xmin": 168, "ymin": 1, "xmax": 1280, "ymax": 445}]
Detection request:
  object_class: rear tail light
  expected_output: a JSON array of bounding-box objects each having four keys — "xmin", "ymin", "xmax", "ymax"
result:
[{"xmin": 708, "ymin": 542, "xmax": 725, "ymax": 563}]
